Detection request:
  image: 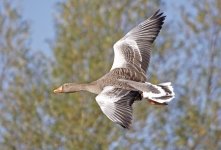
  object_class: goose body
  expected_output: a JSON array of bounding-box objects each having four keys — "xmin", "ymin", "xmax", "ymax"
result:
[{"xmin": 54, "ymin": 10, "xmax": 175, "ymax": 129}]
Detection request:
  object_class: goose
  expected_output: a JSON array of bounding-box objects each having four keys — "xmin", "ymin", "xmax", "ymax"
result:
[{"xmin": 54, "ymin": 10, "xmax": 175, "ymax": 129}]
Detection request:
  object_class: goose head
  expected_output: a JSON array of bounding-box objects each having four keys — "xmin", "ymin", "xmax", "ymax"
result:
[{"xmin": 54, "ymin": 83, "xmax": 83, "ymax": 93}]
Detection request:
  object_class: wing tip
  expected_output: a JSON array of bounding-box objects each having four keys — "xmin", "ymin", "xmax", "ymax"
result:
[
  {"xmin": 139, "ymin": 9, "xmax": 165, "ymax": 30},
  {"xmin": 150, "ymin": 9, "xmax": 166, "ymax": 20},
  {"xmin": 117, "ymin": 121, "xmax": 131, "ymax": 129}
]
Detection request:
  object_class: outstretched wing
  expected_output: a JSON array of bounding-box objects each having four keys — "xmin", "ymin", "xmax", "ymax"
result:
[
  {"xmin": 95, "ymin": 86, "xmax": 141, "ymax": 129},
  {"xmin": 111, "ymin": 10, "xmax": 165, "ymax": 72}
]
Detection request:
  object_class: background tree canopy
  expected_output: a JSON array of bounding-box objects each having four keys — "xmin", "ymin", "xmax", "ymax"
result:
[{"xmin": 0, "ymin": 0, "xmax": 221, "ymax": 149}]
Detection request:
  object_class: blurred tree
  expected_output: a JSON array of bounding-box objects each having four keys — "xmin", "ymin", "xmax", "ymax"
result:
[
  {"xmin": 0, "ymin": 0, "xmax": 50, "ymax": 149},
  {"xmin": 172, "ymin": 0, "xmax": 221, "ymax": 149}
]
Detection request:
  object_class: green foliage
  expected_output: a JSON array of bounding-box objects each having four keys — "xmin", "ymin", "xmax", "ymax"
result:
[{"xmin": 0, "ymin": 1, "xmax": 50, "ymax": 149}]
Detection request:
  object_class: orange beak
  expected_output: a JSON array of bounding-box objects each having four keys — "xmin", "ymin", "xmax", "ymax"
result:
[{"xmin": 53, "ymin": 86, "xmax": 63, "ymax": 93}]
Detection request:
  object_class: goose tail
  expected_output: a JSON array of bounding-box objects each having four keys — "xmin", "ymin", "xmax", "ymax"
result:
[{"xmin": 143, "ymin": 82, "xmax": 175, "ymax": 105}]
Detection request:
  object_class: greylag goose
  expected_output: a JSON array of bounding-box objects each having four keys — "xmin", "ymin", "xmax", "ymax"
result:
[{"xmin": 54, "ymin": 10, "xmax": 175, "ymax": 129}]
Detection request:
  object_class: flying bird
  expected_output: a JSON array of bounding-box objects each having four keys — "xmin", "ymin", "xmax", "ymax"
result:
[{"xmin": 54, "ymin": 10, "xmax": 175, "ymax": 129}]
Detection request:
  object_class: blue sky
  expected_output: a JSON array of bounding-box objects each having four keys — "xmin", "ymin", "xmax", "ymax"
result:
[{"xmin": 22, "ymin": 0, "xmax": 61, "ymax": 55}]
